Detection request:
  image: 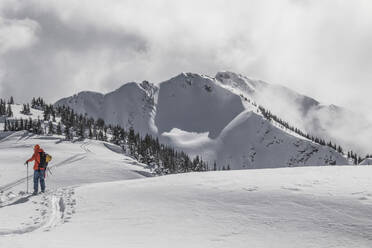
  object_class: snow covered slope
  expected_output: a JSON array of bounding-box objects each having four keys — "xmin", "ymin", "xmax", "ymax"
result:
[
  {"xmin": 2, "ymin": 163, "xmax": 372, "ymax": 248},
  {"xmin": 3, "ymin": 104, "xmax": 44, "ymax": 121},
  {"xmin": 102, "ymin": 82, "xmax": 158, "ymax": 134},
  {"xmin": 216, "ymin": 111, "xmax": 345, "ymax": 169},
  {"xmin": 56, "ymin": 82, "xmax": 157, "ymax": 135},
  {"xmin": 55, "ymin": 91, "xmax": 104, "ymax": 120},
  {"xmin": 0, "ymin": 131, "xmax": 150, "ymax": 195},
  {"xmin": 216, "ymin": 71, "xmax": 372, "ymax": 154},
  {"xmin": 55, "ymin": 73, "xmax": 349, "ymax": 169}
]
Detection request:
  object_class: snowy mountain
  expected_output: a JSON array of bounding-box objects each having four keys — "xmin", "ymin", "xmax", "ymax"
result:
[
  {"xmin": 57, "ymin": 81, "xmax": 158, "ymax": 135},
  {"xmin": 56, "ymin": 72, "xmax": 349, "ymax": 169},
  {"xmin": 216, "ymin": 71, "xmax": 372, "ymax": 155}
]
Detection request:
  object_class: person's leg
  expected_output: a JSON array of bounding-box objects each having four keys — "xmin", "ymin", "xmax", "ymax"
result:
[
  {"xmin": 33, "ymin": 170, "xmax": 39, "ymax": 193},
  {"xmin": 40, "ymin": 170, "xmax": 45, "ymax": 193}
]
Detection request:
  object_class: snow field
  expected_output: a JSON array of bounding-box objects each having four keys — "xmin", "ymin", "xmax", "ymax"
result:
[
  {"xmin": 1, "ymin": 131, "xmax": 372, "ymax": 247},
  {"xmin": 4, "ymin": 166, "xmax": 372, "ymax": 247}
]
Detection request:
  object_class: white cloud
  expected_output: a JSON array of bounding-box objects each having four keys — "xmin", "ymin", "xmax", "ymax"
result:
[
  {"xmin": 0, "ymin": 17, "xmax": 39, "ymax": 54},
  {"xmin": 0, "ymin": 0, "xmax": 371, "ymax": 118}
]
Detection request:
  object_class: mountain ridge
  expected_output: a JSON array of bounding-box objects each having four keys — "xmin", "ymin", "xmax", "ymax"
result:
[{"xmin": 55, "ymin": 72, "xmax": 353, "ymax": 169}]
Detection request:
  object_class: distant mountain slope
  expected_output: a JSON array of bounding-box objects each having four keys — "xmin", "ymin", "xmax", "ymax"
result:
[
  {"xmin": 215, "ymin": 71, "xmax": 372, "ymax": 155},
  {"xmin": 56, "ymin": 82, "xmax": 158, "ymax": 135},
  {"xmin": 55, "ymin": 72, "xmax": 349, "ymax": 169},
  {"xmin": 216, "ymin": 111, "xmax": 345, "ymax": 169},
  {"xmin": 56, "ymin": 91, "xmax": 104, "ymax": 120}
]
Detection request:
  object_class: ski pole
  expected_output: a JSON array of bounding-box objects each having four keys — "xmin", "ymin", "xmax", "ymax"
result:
[
  {"xmin": 47, "ymin": 167, "xmax": 53, "ymax": 176},
  {"xmin": 26, "ymin": 163, "xmax": 29, "ymax": 194}
]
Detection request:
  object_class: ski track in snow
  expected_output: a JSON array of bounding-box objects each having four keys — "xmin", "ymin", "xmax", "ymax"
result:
[
  {"xmin": 43, "ymin": 188, "xmax": 76, "ymax": 232},
  {"xmin": 0, "ymin": 187, "xmax": 76, "ymax": 236}
]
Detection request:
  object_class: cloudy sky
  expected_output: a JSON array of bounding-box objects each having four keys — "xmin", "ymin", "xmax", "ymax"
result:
[{"xmin": 0, "ymin": 0, "xmax": 371, "ymax": 114}]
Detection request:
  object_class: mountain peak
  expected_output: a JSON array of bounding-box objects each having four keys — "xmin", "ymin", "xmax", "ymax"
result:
[
  {"xmin": 114, "ymin": 82, "xmax": 142, "ymax": 93},
  {"xmin": 168, "ymin": 72, "xmax": 213, "ymax": 82},
  {"xmin": 215, "ymin": 71, "xmax": 264, "ymax": 95}
]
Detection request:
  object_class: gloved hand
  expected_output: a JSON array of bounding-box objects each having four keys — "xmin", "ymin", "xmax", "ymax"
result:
[{"xmin": 24, "ymin": 161, "xmax": 28, "ymax": 165}]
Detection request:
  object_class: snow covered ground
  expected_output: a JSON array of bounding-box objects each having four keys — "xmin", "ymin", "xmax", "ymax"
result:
[
  {"xmin": 0, "ymin": 131, "xmax": 150, "ymax": 241},
  {"xmin": 1, "ymin": 132, "xmax": 372, "ymax": 247}
]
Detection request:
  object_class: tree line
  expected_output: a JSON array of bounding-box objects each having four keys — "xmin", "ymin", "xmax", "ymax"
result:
[{"xmin": 258, "ymin": 105, "xmax": 363, "ymax": 164}]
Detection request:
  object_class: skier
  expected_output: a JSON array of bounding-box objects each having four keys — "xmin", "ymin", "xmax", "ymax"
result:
[{"xmin": 25, "ymin": 144, "xmax": 47, "ymax": 195}]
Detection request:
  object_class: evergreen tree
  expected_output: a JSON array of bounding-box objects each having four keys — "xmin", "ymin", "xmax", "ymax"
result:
[
  {"xmin": 64, "ymin": 125, "xmax": 71, "ymax": 140},
  {"xmin": 96, "ymin": 118, "xmax": 105, "ymax": 129},
  {"xmin": 56, "ymin": 122, "xmax": 62, "ymax": 135},
  {"xmin": 48, "ymin": 121, "xmax": 54, "ymax": 135},
  {"xmin": 78, "ymin": 123, "xmax": 85, "ymax": 139},
  {"xmin": 31, "ymin": 97, "xmax": 36, "ymax": 108},
  {"xmin": 6, "ymin": 103, "xmax": 13, "ymax": 117},
  {"xmin": 36, "ymin": 119, "xmax": 42, "ymax": 134},
  {"xmin": 0, "ymin": 99, "xmax": 5, "ymax": 115},
  {"xmin": 21, "ymin": 104, "xmax": 31, "ymax": 115},
  {"xmin": 98, "ymin": 130, "xmax": 104, "ymax": 141},
  {"xmin": 88, "ymin": 127, "xmax": 93, "ymax": 139},
  {"xmin": 44, "ymin": 106, "xmax": 50, "ymax": 121},
  {"xmin": 20, "ymin": 118, "xmax": 24, "ymax": 130}
]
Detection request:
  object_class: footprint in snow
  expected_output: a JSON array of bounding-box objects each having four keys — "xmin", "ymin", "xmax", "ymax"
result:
[
  {"xmin": 242, "ymin": 187, "xmax": 258, "ymax": 192},
  {"xmin": 281, "ymin": 186, "xmax": 301, "ymax": 192},
  {"xmin": 295, "ymin": 183, "xmax": 312, "ymax": 188},
  {"xmin": 351, "ymin": 191, "xmax": 365, "ymax": 195}
]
